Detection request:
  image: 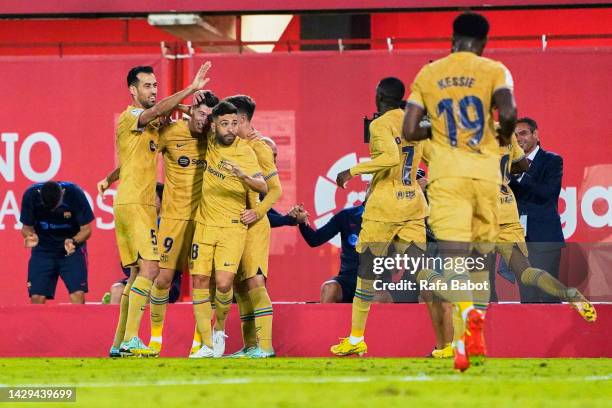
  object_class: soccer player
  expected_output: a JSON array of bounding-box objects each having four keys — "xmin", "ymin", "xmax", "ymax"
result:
[
  {"xmin": 403, "ymin": 12, "xmax": 517, "ymax": 371},
  {"xmin": 331, "ymin": 77, "xmax": 428, "ymax": 356},
  {"xmin": 20, "ymin": 181, "xmax": 94, "ymax": 304},
  {"xmin": 103, "ymin": 61, "xmax": 212, "ymax": 357},
  {"xmin": 216, "ymin": 95, "xmax": 282, "ymax": 359},
  {"xmin": 495, "ymin": 133, "xmax": 596, "ymax": 321},
  {"xmin": 146, "ymin": 90, "xmax": 220, "ymax": 354},
  {"xmin": 189, "ymin": 101, "xmax": 267, "ymax": 359}
]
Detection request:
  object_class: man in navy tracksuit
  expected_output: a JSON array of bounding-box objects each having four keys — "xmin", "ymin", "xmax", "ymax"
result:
[{"xmin": 20, "ymin": 181, "xmax": 94, "ymax": 304}]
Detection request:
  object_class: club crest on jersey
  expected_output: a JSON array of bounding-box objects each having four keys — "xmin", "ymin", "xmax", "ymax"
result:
[
  {"xmin": 397, "ymin": 190, "xmax": 416, "ymax": 200},
  {"xmin": 130, "ymin": 108, "xmax": 144, "ymax": 116},
  {"xmin": 63, "ymin": 211, "xmax": 72, "ymax": 219},
  {"xmin": 178, "ymin": 156, "xmax": 190, "ymax": 167},
  {"xmin": 149, "ymin": 140, "xmax": 157, "ymax": 152}
]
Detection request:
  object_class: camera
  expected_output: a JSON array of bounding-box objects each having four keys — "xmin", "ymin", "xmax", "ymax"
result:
[{"xmin": 363, "ymin": 112, "xmax": 380, "ymax": 143}]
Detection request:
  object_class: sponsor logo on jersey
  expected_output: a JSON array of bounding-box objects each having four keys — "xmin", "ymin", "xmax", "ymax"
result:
[{"xmin": 178, "ymin": 156, "xmax": 190, "ymax": 167}]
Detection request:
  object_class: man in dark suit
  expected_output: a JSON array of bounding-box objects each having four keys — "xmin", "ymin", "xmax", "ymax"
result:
[{"xmin": 509, "ymin": 117, "xmax": 565, "ymax": 303}]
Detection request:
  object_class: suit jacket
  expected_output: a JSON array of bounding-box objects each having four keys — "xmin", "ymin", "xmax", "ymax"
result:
[{"xmin": 509, "ymin": 147, "xmax": 565, "ymax": 244}]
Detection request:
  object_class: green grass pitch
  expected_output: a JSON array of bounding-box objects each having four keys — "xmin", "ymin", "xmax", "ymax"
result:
[{"xmin": 0, "ymin": 358, "xmax": 611, "ymax": 407}]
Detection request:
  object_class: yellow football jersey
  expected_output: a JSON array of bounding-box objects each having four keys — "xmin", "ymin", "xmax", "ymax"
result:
[
  {"xmin": 195, "ymin": 135, "xmax": 262, "ymax": 228},
  {"xmin": 159, "ymin": 120, "xmax": 208, "ymax": 221},
  {"xmin": 350, "ymin": 108, "xmax": 428, "ymax": 222},
  {"xmin": 246, "ymin": 139, "xmax": 281, "ymax": 219},
  {"xmin": 499, "ymin": 134, "xmax": 525, "ymax": 225},
  {"xmin": 114, "ymin": 106, "xmax": 160, "ymax": 206},
  {"xmin": 407, "ymin": 51, "xmax": 514, "ymax": 185}
]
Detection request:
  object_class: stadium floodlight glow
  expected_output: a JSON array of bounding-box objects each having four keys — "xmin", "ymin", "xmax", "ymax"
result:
[{"xmin": 148, "ymin": 14, "xmax": 202, "ymax": 26}]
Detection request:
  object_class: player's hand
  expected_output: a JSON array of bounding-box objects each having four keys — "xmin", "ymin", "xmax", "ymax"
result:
[
  {"xmin": 288, "ymin": 204, "xmax": 303, "ymax": 218},
  {"xmin": 294, "ymin": 208, "xmax": 309, "ymax": 224},
  {"xmin": 224, "ymin": 161, "xmax": 246, "ymax": 179},
  {"xmin": 64, "ymin": 239, "xmax": 76, "ymax": 256},
  {"xmin": 97, "ymin": 178, "xmax": 109, "ymax": 195},
  {"xmin": 336, "ymin": 169, "xmax": 352, "ymax": 189},
  {"xmin": 190, "ymin": 61, "xmax": 212, "ymax": 91},
  {"xmin": 24, "ymin": 233, "xmax": 39, "ymax": 248},
  {"xmin": 159, "ymin": 114, "xmax": 172, "ymax": 126},
  {"xmin": 246, "ymin": 129, "xmax": 263, "ymax": 141},
  {"xmin": 241, "ymin": 209, "xmax": 259, "ymax": 225},
  {"xmin": 193, "ymin": 90, "xmax": 207, "ymax": 107}
]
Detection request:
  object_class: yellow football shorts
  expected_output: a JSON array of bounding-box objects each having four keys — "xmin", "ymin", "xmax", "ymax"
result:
[
  {"xmin": 496, "ymin": 222, "xmax": 529, "ymax": 263},
  {"xmin": 189, "ymin": 222, "xmax": 247, "ymax": 276},
  {"xmin": 114, "ymin": 203, "xmax": 159, "ymax": 267},
  {"xmin": 356, "ymin": 218, "xmax": 426, "ymax": 256},
  {"xmin": 238, "ymin": 216, "xmax": 271, "ymax": 281},
  {"xmin": 158, "ymin": 217, "xmax": 195, "ymax": 270},
  {"xmin": 427, "ymin": 177, "xmax": 499, "ymax": 253}
]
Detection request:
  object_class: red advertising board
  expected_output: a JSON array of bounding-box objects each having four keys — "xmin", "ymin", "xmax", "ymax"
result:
[{"xmin": 1, "ymin": 49, "xmax": 610, "ymax": 305}]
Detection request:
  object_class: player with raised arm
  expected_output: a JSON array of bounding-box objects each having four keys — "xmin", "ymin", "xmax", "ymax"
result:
[
  {"xmin": 403, "ymin": 12, "xmax": 516, "ymax": 371},
  {"xmin": 102, "ymin": 62, "xmax": 212, "ymax": 357},
  {"xmin": 331, "ymin": 77, "xmax": 428, "ymax": 356},
  {"xmin": 189, "ymin": 101, "xmax": 267, "ymax": 359}
]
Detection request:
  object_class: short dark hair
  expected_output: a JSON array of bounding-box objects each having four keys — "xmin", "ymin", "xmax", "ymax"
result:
[
  {"xmin": 377, "ymin": 77, "xmax": 405, "ymax": 108},
  {"xmin": 40, "ymin": 181, "xmax": 62, "ymax": 210},
  {"xmin": 127, "ymin": 66, "xmax": 154, "ymax": 87},
  {"xmin": 155, "ymin": 182, "xmax": 164, "ymax": 201},
  {"xmin": 224, "ymin": 95, "xmax": 256, "ymax": 120},
  {"xmin": 211, "ymin": 101, "xmax": 238, "ymax": 119},
  {"xmin": 453, "ymin": 12, "xmax": 490, "ymax": 41},
  {"xmin": 195, "ymin": 90, "xmax": 219, "ymax": 109},
  {"xmin": 517, "ymin": 117, "xmax": 538, "ymax": 133}
]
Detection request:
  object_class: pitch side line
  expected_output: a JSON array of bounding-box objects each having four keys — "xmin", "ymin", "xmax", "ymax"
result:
[{"xmin": 2, "ymin": 374, "xmax": 611, "ymax": 388}]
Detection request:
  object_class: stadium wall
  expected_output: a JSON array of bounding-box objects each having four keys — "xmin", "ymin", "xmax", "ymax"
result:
[
  {"xmin": 0, "ymin": 303, "xmax": 609, "ymax": 357},
  {"xmin": 0, "ymin": 49, "xmax": 611, "ymax": 305}
]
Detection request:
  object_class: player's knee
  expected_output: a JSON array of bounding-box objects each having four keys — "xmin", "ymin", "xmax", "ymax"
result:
[
  {"xmin": 216, "ymin": 281, "xmax": 233, "ymax": 294},
  {"xmin": 155, "ymin": 270, "xmax": 174, "ymax": 289},
  {"xmin": 139, "ymin": 259, "xmax": 159, "ymax": 280},
  {"xmin": 245, "ymin": 274, "xmax": 265, "ymax": 290},
  {"xmin": 110, "ymin": 283, "xmax": 125, "ymax": 304},
  {"xmin": 31, "ymin": 295, "xmax": 46, "ymax": 304},
  {"xmin": 69, "ymin": 291, "xmax": 85, "ymax": 304},
  {"xmin": 320, "ymin": 281, "xmax": 341, "ymax": 303},
  {"xmin": 192, "ymin": 275, "xmax": 209, "ymax": 289}
]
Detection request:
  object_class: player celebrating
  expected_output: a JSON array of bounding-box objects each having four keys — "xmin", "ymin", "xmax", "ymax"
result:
[
  {"xmin": 224, "ymin": 95, "xmax": 281, "ymax": 358},
  {"xmin": 331, "ymin": 77, "xmax": 428, "ymax": 356},
  {"xmin": 104, "ymin": 62, "xmax": 212, "ymax": 357},
  {"xmin": 403, "ymin": 12, "xmax": 517, "ymax": 371},
  {"xmin": 144, "ymin": 90, "xmax": 220, "ymax": 354},
  {"xmin": 189, "ymin": 101, "xmax": 267, "ymax": 359}
]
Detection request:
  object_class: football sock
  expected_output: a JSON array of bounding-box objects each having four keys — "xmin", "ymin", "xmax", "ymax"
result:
[
  {"xmin": 192, "ymin": 326, "xmax": 202, "ymax": 348},
  {"xmin": 214, "ymin": 289, "xmax": 233, "ymax": 332},
  {"xmin": 520, "ymin": 267, "xmax": 569, "ymax": 299},
  {"xmin": 112, "ymin": 279, "xmax": 133, "ymax": 348},
  {"xmin": 192, "ymin": 288, "xmax": 212, "ymax": 348},
  {"xmin": 470, "ymin": 270, "xmax": 490, "ymax": 316},
  {"xmin": 123, "ymin": 276, "xmax": 153, "ymax": 341},
  {"xmin": 149, "ymin": 284, "xmax": 170, "ymax": 342},
  {"xmin": 350, "ymin": 277, "xmax": 374, "ymax": 339},
  {"xmin": 236, "ymin": 289, "xmax": 257, "ymax": 349},
  {"xmin": 249, "ymin": 287, "xmax": 274, "ymax": 351}
]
